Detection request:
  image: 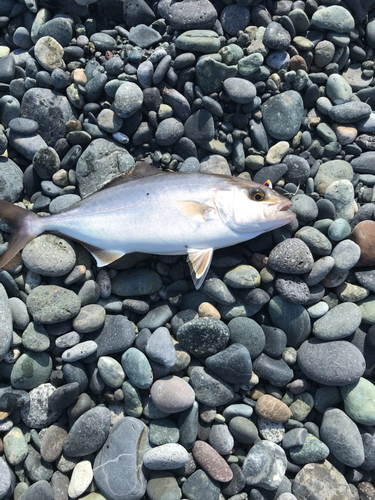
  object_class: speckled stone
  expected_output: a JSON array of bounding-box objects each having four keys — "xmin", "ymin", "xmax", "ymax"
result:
[
  {"xmin": 242, "ymin": 440, "xmax": 287, "ymax": 489},
  {"xmin": 27, "ymin": 285, "xmax": 81, "ymax": 324},
  {"xmin": 192, "ymin": 440, "xmax": 233, "ymax": 482}
]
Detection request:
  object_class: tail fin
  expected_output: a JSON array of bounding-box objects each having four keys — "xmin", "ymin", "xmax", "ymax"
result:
[{"xmin": 0, "ymin": 200, "xmax": 44, "ymax": 268}]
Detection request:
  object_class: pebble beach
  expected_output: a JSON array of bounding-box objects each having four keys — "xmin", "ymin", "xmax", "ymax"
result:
[{"xmin": 0, "ymin": 0, "xmax": 375, "ymax": 499}]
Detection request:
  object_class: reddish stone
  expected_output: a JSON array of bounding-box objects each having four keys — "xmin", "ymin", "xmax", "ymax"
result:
[
  {"xmin": 350, "ymin": 221, "xmax": 375, "ymax": 267},
  {"xmin": 105, "ymin": 51, "xmax": 114, "ymax": 59},
  {"xmin": 192, "ymin": 440, "xmax": 233, "ymax": 482},
  {"xmin": 288, "ymin": 55, "xmax": 308, "ymax": 72}
]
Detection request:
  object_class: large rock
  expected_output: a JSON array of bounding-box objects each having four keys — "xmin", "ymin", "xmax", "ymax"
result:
[
  {"xmin": 20, "ymin": 88, "xmax": 76, "ymax": 146},
  {"xmin": 94, "ymin": 417, "xmax": 150, "ymax": 500},
  {"xmin": 76, "ymin": 138, "xmax": 135, "ymax": 198}
]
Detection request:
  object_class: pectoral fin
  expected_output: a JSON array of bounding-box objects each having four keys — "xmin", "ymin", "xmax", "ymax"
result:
[
  {"xmin": 176, "ymin": 201, "xmax": 216, "ymax": 221},
  {"xmin": 187, "ymin": 248, "xmax": 213, "ymax": 290},
  {"xmin": 80, "ymin": 242, "xmax": 125, "ymax": 267}
]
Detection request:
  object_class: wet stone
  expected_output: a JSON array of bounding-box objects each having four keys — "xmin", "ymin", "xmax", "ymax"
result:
[{"xmin": 312, "ymin": 302, "xmax": 362, "ymax": 340}]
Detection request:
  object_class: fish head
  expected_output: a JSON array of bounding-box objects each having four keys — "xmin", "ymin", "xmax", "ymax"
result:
[{"xmin": 214, "ymin": 177, "xmax": 296, "ymax": 234}]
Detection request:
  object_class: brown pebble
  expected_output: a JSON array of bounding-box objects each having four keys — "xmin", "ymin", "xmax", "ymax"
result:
[
  {"xmin": 96, "ymin": 269, "xmax": 111, "ymax": 298},
  {"xmin": 255, "ymin": 394, "xmax": 292, "ymax": 423},
  {"xmin": 200, "ymin": 404, "xmax": 216, "ymax": 423},
  {"xmin": 40, "ymin": 423, "xmax": 68, "ymax": 462},
  {"xmin": 0, "ymin": 410, "xmax": 11, "ymax": 421},
  {"xmin": 65, "ymin": 119, "xmax": 82, "ymax": 132},
  {"xmin": 250, "ymin": 386, "xmax": 266, "ymax": 400},
  {"xmin": 288, "ymin": 55, "xmax": 308, "ymax": 72},
  {"xmin": 192, "ymin": 440, "xmax": 233, "ymax": 482},
  {"xmin": 198, "ymin": 302, "xmax": 221, "ymax": 319},
  {"xmin": 72, "ymin": 68, "xmax": 87, "ymax": 86},
  {"xmin": 350, "ymin": 221, "xmax": 375, "ymax": 267},
  {"xmin": 105, "ymin": 51, "xmax": 114, "ymax": 59}
]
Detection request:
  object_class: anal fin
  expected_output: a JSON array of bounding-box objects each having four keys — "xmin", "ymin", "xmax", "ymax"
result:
[
  {"xmin": 187, "ymin": 248, "xmax": 213, "ymax": 290},
  {"xmin": 81, "ymin": 242, "xmax": 125, "ymax": 267}
]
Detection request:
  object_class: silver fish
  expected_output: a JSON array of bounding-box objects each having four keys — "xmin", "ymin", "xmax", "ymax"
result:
[{"xmin": 0, "ymin": 163, "xmax": 296, "ymax": 289}]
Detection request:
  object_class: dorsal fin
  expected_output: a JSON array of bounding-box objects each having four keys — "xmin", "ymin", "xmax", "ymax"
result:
[{"xmin": 98, "ymin": 162, "xmax": 163, "ymax": 192}]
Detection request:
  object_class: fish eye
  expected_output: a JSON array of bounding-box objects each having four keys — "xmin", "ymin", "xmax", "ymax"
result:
[{"xmin": 250, "ymin": 189, "xmax": 265, "ymax": 201}]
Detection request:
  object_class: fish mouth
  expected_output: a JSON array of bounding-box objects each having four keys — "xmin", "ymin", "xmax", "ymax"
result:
[{"xmin": 265, "ymin": 200, "xmax": 296, "ymax": 220}]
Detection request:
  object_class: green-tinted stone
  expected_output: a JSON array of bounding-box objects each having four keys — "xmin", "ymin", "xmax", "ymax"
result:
[
  {"xmin": 111, "ymin": 268, "xmax": 162, "ymax": 297},
  {"xmin": 238, "ymin": 53, "xmax": 263, "ymax": 76},
  {"xmin": 340, "ymin": 377, "xmax": 375, "ymax": 425},
  {"xmin": 122, "ymin": 380, "xmax": 143, "ymax": 417},
  {"xmin": 149, "ymin": 418, "xmax": 179, "ymax": 446},
  {"xmin": 219, "ymin": 44, "xmax": 244, "ymax": 65},
  {"xmin": 358, "ymin": 296, "xmax": 375, "ymax": 324},
  {"xmin": 147, "ymin": 470, "xmax": 182, "ymax": 500},
  {"xmin": 26, "ymin": 285, "xmax": 81, "ymax": 324},
  {"xmin": 289, "ymin": 434, "xmax": 330, "ymax": 464},
  {"xmin": 10, "ymin": 351, "xmax": 52, "ymax": 390},
  {"xmin": 176, "ymin": 30, "xmax": 221, "ymax": 53},
  {"xmin": 196, "ymin": 57, "xmax": 237, "ymax": 94},
  {"xmin": 224, "ymin": 265, "xmax": 260, "ymax": 289},
  {"xmin": 3, "ymin": 427, "xmax": 28, "ymax": 465},
  {"xmin": 22, "ymin": 322, "xmax": 50, "ymax": 352},
  {"xmin": 289, "ymin": 393, "xmax": 314, "ymax": 422}
]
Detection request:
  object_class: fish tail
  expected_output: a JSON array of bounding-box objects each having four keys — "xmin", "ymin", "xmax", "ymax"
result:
[{"xmin": 0, "ymin": 200, "xmax": 44, "ymax": 268}]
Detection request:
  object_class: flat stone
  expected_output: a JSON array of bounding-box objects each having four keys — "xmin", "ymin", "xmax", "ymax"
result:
[
  {"xmin": 311, "ymin": 5, "xmax": 355, "ymax": 33},
  {"xmin": 21, "ymin": 88, "xmax": 75, "ymax": 146},
  {"xmin": 340, "ymin": 377, "xmax": 375, "ymax": 426},
  {"xmin": 182, "ymin": 469, "xmax": 220, "ymax": 500},
  {"xmin": 192, "ymin": 440, "xmax": 233, "ymax": 482},
  {"xmin": 293, "ymin": 460, "xmax": 355, "ymax": 500},
  {"xmin": 297, "ymin": 339, "xmax": 365, "ymax": 386},
  {"xmin": 75, "ymin": 138, "xmax": 135, "ymax": 198},
  {"xmin": 255, "ymin": 394, "xmax": 292, "ymax": 423},
  {"xmin": 320, "ymin": 408, "xmax": 364, "ymax": 467},
  {"xmin": 312, "ymin": 303, "xmax": 362, "ymax": 340},
  {"xmin": 34, "ymin": 36, "xmax": 64, "ymax": 71},
  {"xmin": 93, "ymin": 417, "xmax": 150, "ymax": 500},
  {"xmin": 22, "ymin": 235, "xmax": 76, "ymax": 277},
  {"xmin": 166, "ymin": 0, "xmax": 217, "ymax": 30},
  {"xmin": 121, "ymin": 347, "xmax": 153, "ymax": 389},
  {"xmin": 176, "ymin": 30, "xmax": 221, "ymax": 53},
  {"xmin": 205, "ymin": 344, "xmax": 252, "ymax": 383},
  {"xmin": 63, "ymin": 407, "xmax": 111, "ymax": 457},
  {"xmin": 176, "ymin": 317, "xmax": 229, "ymax": 358},
  {"xmin": 11, "ymin": 351, "xmax": 52, "ymax": 390},
  {"xmin": 268, "ymin": 295, "xmax": 311, "ymax": 347}
]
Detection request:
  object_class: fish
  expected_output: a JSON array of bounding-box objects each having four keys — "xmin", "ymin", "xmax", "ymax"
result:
[{"xmin": 0, "ymin": 162, "xmax": 296, "ymax": 289}]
